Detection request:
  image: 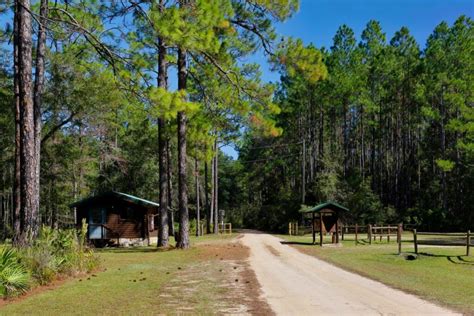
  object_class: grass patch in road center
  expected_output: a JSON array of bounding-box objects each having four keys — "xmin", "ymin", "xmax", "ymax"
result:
[{"xmin": 278, "ymin": 234, "xmax": 474, "ymax": 314}]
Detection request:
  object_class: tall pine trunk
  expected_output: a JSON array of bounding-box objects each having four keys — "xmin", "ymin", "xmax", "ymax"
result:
[
  {"xmin": 204, "ymin": 161, "xmax": 210, "ymax": 234},
  {"xmin": 32, "ymin": 0, "xmax": 48, "ymax": 239},
  {"xmin": 195, "ymin": 157, "xmax": 200, "ymax": 237},
  {"xmin": 166, "ymin": 141, "xmax": 175, "ymax": 237},
  {"xmin": 12, "ymin": 0, "xmax": 21, "ymax": 245},
  {"xmin": 18, "ymin": 0, "xmax": 37, "ymax": 244},
  {"xmin": 176, "ymin": 47, "xmax": 189, "ymax": 248},
  {"xmin": 210, "ymin": 155, "xmax": 214, "ymax": 232},
  {"xmin": 157, "ymin": 18, "xmax": 169, "ymax": 246},
  {"xmin": 213, "ymin": 141, "xmax": 218, "ymax": 234}
]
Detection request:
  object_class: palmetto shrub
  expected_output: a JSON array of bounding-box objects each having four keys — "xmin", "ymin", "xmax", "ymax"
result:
[
  {"xmin": 0, "ymin": 248, "xmax": 30, "ymax": 297},
  {"xmin": 21, "ymin": 220, "xmax": 100, "ymax": 287}
]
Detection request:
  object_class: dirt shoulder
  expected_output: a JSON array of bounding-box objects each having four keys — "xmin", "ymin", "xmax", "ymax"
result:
[{"xmin": 162, "ymin": 237, "xmax": 274, "ymax": 315}]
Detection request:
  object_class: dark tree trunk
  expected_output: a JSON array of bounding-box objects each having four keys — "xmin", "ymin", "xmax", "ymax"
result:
[
  {"xmin": 176, "ymin": 47, "xmax": 189, "ymax": 249},
  {"xmin": 210, "ymin": 156, "xmax": 214, "ymax": 232},
  {"xmin": 166, "ymin": 140, "xmax": 175, "ymax": 237},
  {"xmin": 157, "ymin": 19, "xmax": 169, "ymax": 246},
  {"xmin": 195, "ymin": 157, "xmax": 200, "ymax": 237},
  {"xmin": 213, "ymin": 141, "xmax": 218, "ymax": 234},
  {"xmin": 204, "ymin": 161, "xmax": 210, "ymax": 234},
  {"xmin": 12, "ymin": 0, "xmax": 21, "ymax": 245},
  {"xmin": 158, "ymin": 117, "xmax": 169, "ymax": 247},
  {"xmin": 18, "ymin": 0, "xmax": 37, "ymax": 244}
]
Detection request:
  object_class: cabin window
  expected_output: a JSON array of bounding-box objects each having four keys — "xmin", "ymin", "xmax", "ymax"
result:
[
  {"xmin": 90, "ymin": 208, "xmax": 105, "ymax": 224},
  {"xmin": 120, "ymin": 207, "xmax": 135, "ymax": 221}
]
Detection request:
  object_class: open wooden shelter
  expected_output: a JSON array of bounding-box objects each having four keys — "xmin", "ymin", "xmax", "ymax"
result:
[{"xmin": 300, "ymin": 201, "xmax": 349, "ymax": 246}]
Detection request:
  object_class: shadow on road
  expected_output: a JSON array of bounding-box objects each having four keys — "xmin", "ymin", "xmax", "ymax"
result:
[{"xmin": 280, "ymin": 241, "xmax": 314, "ymax": 246}]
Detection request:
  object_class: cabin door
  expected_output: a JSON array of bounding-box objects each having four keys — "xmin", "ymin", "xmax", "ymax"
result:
[{"xmin": 89, "ymin": 207, "xmax": 106, "ymax": 239}]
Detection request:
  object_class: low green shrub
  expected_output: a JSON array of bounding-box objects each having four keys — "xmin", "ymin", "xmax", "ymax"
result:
[
  {"xmin": 0, "ymin": 248, "xmax": 30, "ymax": 297},
  {"xmin": 20, "ymin": 220, "xmax": 100, "ymax": 288}
]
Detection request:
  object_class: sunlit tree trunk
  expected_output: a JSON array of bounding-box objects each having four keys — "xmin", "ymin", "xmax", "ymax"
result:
[
  {"xmin": 176, "ymin": 46, "xmax": 189, "ymax": 248},
  {"xmin": 32, "ymin": 0, "xmax": 48, "ymax": 238},
  {"xmin": 18, "ymin": 0, "xmax": 37, "ymax": 244}
]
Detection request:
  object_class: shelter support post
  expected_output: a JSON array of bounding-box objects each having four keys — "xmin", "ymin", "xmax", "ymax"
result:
[
  {"xmin": 413, "ymin": 229, "xmax": 418, "ymax": 254},
  {"xmin": 335, "ymin": 218, "xmax": 339, "ymax": 244},
  {"xmin": 467, "ymin": 230, "xmax": 470, "ymax": 256},
  {"xmin": 312, "ymin": 212, "xmax": 315, "ymax": 244},
  {"xmin": 319, "ymin": 212, "xmax": 323, "ymax": 246},
  {"xmin": 355, "ymin": 224, "xmax": 358, "ymax": 245},
  {"xmin": 397, "ymin": 224, "xmax": 402, "ymax": 254},
  {"xmin": 368, "ymin": 224, "xmax": 372, "ymax": 245}
]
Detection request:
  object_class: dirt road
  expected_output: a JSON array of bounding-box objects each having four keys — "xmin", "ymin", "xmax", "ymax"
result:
[{"xmin": 241, "ymin": 232, "xmax": 458, "ymax": 315}]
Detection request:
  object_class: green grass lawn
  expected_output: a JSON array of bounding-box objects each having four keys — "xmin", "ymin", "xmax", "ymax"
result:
[
  {"xmin": 0, "ymin": 234, "xmax": 240, "ymax": 315},
  {"xmin": 278, "ymin": 233, "xmax": 474, "ymax": 314}
]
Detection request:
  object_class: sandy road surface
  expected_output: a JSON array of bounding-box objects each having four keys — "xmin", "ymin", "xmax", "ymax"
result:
[{"xmin": 241, "ymin": 232, "xmax": 458, "ymax": 316}]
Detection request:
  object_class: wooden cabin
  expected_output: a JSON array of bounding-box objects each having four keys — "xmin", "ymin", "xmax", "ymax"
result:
[
  {"xmin": 300, "ymin": 201, "xmax": 349, "ymax": 246},
  {"xmin": 71, "ymin": 191, "xmax": 159, "ymax": 247}
]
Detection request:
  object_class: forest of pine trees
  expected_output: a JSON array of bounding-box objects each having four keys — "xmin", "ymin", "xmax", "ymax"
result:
[
  {"xmin": 237, "ymin": 17, "xmax": 473, "ymax": 232},
  {"xmin": 0, "ymin": 1, "xmax": 472, "ymax": 245}
]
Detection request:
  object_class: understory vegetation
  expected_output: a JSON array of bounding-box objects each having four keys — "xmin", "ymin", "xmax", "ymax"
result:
[
  {"xmin": 0, "ymin": 234, "xmax": 261, "ymax": 315},
  {"xmin": 0, "ymin": 222, "xmax": 99, "ymax": 297}
]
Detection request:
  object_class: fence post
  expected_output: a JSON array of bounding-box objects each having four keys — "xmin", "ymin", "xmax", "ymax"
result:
[
  {"xmin": 397, "ymin": 224, "xmax": 402, "ymax": 254},
  {"xmin": 296, "ymin": 222, "xmax": 299, "ymax": 235},
  {"xmin": 413, "ymin": 229, "xmax": 418, "ymax": 254},
  {"xmin": 388, "ymin": 225, "xmax": 391, "ymax": 243},
  {"xmin": 355, "ymin": 224, "xmax": 358, "ymax": 245},
  {"xmin": 289, "ymin": 222, "xmax": 291, "ymax": 235},
  {"xmin": 467, "ymin": 230, "xmax": 470, "ymax": 256},
  {"xmin": 368, "ymin": 224, "xmax": 372, "ymax": 245}
]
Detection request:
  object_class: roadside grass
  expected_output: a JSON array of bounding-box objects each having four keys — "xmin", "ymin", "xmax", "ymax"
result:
[
  {"xmin": 0, "ymin": 233, "xmax": 243, "ymax": 315},
  {"xmin": 278, "ymin": 233, "xmax": 474, "ymax": 314}
]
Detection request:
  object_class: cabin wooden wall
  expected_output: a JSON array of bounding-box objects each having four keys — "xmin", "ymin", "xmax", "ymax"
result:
[
  {"xmin": 106, "ymin": 213, "xmax": 143, "ymax": 238},
  {"xmin": 75, "ymin": 197, "xmax": 158, "ymax": 240}
]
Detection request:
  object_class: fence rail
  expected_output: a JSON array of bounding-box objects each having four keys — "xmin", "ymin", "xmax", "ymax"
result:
[
  {"xmin": 413, "ymin": 229, "xmax": 471, "ymax": 256},
  {"xmin": 218, "ymin": 223, "xmax": 232, "ymax": 235},
  {"xmin": 340, "ymin": 224, "xmax": 403, "ymax": 247}
]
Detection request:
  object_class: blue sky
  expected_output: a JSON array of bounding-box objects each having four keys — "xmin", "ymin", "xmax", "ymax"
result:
[
  {"xmin": 222, "ymin": 0, "xmax": 473, "ymax": 158},
  {"xmin": 253, "ymin": 0, "xmax": 473, "ymax": 83},
  {"xmin": 1, "ymin": 1, "xmax": 472, "ymax": 158}
]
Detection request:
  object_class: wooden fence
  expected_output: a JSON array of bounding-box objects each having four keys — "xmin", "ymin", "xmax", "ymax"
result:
[
  {"xmin": 413, "ymin": 229, "xmax": 471, "ymax": 256},
  {"xmin": 367, "ymin": 224, "xmax": 402, "ymax": 244},
  {"xmin": 341, "ymin": 224, "xmax": 402, "ymax": 245},
  {"xmin": 218, "ymin": 223, "xmax": 232, "ymax": 235},
  {"xmin": 289, "ymin": 222, "xmax": 301, "ymax": 235}
]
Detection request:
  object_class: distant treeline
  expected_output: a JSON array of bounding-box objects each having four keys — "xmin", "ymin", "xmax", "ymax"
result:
[{"xmin": 232, "ymin": 17, "xmax": 473, "ymax": 232}]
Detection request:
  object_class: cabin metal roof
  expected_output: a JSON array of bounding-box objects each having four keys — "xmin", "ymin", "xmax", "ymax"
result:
[
  {"xmin": 299, "ymin": 201, "xmax": 349, "ymax": 213},
  {"xmin": 70, "ymin": 191, "xmax": 159, "ymax": 208}
]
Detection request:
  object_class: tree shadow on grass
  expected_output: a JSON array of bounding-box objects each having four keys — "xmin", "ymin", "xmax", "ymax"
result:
[
  {"xmin": 417, "ymin": 252, "xmax": 474, "ymax": 265},
  {"xmin": 97, "ymin": 246, "xmax": 176, "ymax": 254}
]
